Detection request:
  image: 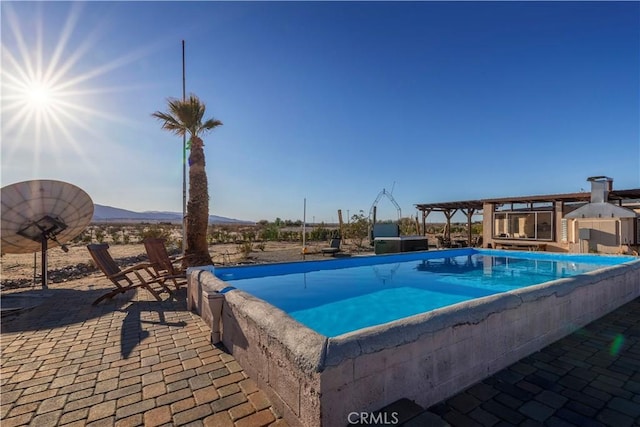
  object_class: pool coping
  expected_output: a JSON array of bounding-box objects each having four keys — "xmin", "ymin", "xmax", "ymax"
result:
[{"xmin": 188, "ymin": 250, "xmax": 640, "ymax": 427}]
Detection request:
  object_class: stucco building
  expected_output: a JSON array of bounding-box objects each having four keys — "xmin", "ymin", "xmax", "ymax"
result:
[{"xmin": 416, "ymin": 176, "xmax": 640, "ymax": 254}]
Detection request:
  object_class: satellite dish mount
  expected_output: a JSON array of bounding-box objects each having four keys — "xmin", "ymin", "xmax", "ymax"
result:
[{"xmin": 17, "ymin": 215, "xmax": 70, "ymax": 289}]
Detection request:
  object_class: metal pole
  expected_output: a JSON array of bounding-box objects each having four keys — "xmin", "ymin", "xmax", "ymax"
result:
[
  {"xmin": 33, "ymin": 252, "xmax": 37, "ymax": 288},
  {"xmin": 302, "ymin": 198, "xmax": 307, "ymax": 259},
  {"xmin": 181, "ymin": 40, "xmax": 187, "ymax": 255},
  {"xmin": 40, "ymin": 235, "xmax": 48, "ymax": 289}
]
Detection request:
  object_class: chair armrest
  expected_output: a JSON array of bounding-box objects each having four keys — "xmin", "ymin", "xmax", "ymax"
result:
[
  {"xmin": 107, "ymin": 262, "xmax": 157, "ymax": 281},
  {"xmin": 118, "ymin": 262, "xmax": 154, "ymax": 274},
  {"xmin": 168, "ymin": 254, "xmax": 201, "ymax": 265}
]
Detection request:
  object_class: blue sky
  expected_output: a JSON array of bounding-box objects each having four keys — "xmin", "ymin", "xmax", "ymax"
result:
[{"xmin": 2, "ymin": 1, "xmax": 638, "ymax": 223}]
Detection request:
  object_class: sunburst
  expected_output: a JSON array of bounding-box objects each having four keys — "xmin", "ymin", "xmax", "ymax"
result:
[
  {"xmin": 1, "ymin": 2, "xmax": 158, "ymax": 178},
  {"xmin": 26, "ymin": 81, "xmax": 54, "ymax": 109}
]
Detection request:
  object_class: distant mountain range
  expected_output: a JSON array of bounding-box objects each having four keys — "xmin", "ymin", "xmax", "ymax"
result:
[{"xmin": 92, "ymin": 204, "xmax": 253, "ymax": 224}]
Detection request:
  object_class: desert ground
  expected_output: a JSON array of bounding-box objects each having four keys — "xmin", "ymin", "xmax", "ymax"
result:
[{"xmin": 0, "ymin": 239, "xmax": 374, "ymax": 291}]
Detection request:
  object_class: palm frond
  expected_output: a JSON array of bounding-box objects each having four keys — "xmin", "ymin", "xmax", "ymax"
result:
[
  {"xmin": 201, "ymin": 119, "xmax": 223, "ymax": 131},
  {"xmin": 153, "ymin": 94, "xmax": 222, "ymax": 140},
  {"xmin": 152, "ymin": 110, "xmax": 184, "ymax": 136}
]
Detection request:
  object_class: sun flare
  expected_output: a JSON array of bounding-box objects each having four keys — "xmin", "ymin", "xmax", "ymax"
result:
[
  {"xmin": 1, "ymin": 2, "xmax": 153, "ymax": 177},
  {"xmin": 26, "ymin": 80, "xmax": 54, "ymax": 109},
  {"xmin": 1, "ymin": 2, "xmax": 93, "ymax": 157}
]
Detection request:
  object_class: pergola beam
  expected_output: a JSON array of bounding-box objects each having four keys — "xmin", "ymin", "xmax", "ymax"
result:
[{"xmin": 416, "ymin": 200, "xmax": 483, "ymax": 245}]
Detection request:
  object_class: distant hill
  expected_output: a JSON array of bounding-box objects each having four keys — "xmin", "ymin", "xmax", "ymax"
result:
[{"xmin": 92, "ymin": 204, "xmax": 253, "ymax": 224}]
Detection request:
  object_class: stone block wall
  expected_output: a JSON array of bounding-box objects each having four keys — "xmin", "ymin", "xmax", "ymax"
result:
[{"xmin": 188, "ymin": 259, "xmax": 640, "ymax": 427}]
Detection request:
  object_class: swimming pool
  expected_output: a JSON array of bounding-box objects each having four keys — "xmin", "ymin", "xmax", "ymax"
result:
[
  {"xmin": 215, "ymin": 249, "xmax": 634, "ymax": 337},
  {"xmin": 188, "ymin": 248, "xmax": 640, "ymax": 427}
]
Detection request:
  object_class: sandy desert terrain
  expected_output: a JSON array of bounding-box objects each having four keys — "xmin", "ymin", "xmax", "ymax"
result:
[{"xmin": 0, "ymin": 239, "xmax": 373, "ymax": 289}]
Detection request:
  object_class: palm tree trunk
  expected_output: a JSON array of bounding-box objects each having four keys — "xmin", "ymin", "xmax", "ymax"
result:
[{"xmin": 185, "ymin": 137, "xmax": 214, "ymax": 267}]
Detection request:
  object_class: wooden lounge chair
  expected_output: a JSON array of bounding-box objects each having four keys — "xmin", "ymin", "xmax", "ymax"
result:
[
  {"xmin": 143, "ymin": 238, "xmax": 187, "ymax": 289},
  {"xmin": 321, "ymin": 238, "xmax": 342, "ymax": 256},
  {"xmin": 87, "ymin": 243, "xmax": 172, "ymax": 305}
]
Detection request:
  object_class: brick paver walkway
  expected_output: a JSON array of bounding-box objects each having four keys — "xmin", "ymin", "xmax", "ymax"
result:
[
  {"xmin": 2, "ymin": 275, "xmax": 638, "ymax": 427},
  {"xmin": 403, "ymin": 297, "xmax": 640, "ymax": 427},
  {"xmin": 1, "ymin": 277, "xmax": 287, "ymax": 427}
]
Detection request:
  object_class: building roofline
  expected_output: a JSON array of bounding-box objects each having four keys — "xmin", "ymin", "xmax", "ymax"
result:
[{"xmin": 415, "ymin": 189, "xmax": 640, "ymax": 211}]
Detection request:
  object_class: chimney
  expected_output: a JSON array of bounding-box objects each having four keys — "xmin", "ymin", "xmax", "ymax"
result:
[{"xmin": 587, "ymin": 176, "xmax": 613, "ymax": 203}]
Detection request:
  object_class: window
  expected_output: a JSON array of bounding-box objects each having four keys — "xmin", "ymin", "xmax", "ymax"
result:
[{"xmin": 493, "ymin": 210, "xmax": 554, "ymax": 241}]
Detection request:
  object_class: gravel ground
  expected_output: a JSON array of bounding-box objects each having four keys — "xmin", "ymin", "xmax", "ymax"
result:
[{"xmin": 1, "ymin": 240, "xmax": 373, "ymax": 291}]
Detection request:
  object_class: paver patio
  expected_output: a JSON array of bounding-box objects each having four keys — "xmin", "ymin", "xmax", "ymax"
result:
[
  {"xmin": 1, "ymin": 276, "xmax": 287, "ymax": 427},
  {"xmin": 1, "ymin": 273, "xmax": 638, "ymax": 427},
  {"xmin": 413, "ymin": 297, "xmax": 640, "ymax": 427}
]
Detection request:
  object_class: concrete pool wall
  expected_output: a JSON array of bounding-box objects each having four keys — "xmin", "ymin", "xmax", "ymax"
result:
[{"xmin": 187, "ymin": 255, "xmax": 640, "ymax": 427}]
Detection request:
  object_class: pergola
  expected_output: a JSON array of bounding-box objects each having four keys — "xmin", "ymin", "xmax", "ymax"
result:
[
  {"xmin": 415, "ymin": 200, "xmax": 483, "ymax": 246},
  {"xmin": 608, "ymin": 189, "xmax": 640, "ymax": 204}
]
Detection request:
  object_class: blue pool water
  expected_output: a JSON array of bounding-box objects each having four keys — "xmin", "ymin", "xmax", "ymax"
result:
[{"xmin": 215, "ymin": 249, "xmax": 635, "ymax": 337}]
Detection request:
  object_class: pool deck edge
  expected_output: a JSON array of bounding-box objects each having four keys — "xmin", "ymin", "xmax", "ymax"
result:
[{"xmin": 188, "ymin": 257, "xmax": 640, "ymax": 427}]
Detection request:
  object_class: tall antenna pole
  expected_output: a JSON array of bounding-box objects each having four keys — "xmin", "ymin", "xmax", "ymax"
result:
[
  {"xmin": 302, "ymin": 198, "xmax": 307, "ymax": 260},
  {"xmin": 181, "ymin": 40, "xmax": 187, "ymax": 256}
]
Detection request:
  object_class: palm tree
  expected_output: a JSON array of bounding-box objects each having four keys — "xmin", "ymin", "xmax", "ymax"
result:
[{"xmin": 152, "ymin": 94, "xmax": 222, "ymax": 267}]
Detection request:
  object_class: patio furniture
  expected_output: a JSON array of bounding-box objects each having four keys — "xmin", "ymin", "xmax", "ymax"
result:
[
  {"xmin": 436, "ymin": 236, "xmax": 452, "ymax": 248},
  {"xmin": 472, "ymin": 236, "xmax": 483, "ymax": 247},
  {"xmin": 494, "ymin": 241, "xmax": 547, "ymax": 251},
  {"xmin": 143, "ymin": 238, "xmax": 187, "ymax": 289},
  {"xmin": 87, "ymin": 243, "xmax": 172, "ymax": 305},
  {"xmin": 321, "ymin": 238, "xmax": 342, "ymax": 256},
  {"xmin": 453, "ymin": 239, "xmax": 468, "ymax": 248}
]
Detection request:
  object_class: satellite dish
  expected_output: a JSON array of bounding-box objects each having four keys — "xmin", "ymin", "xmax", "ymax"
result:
[{"xmin": 1, "ymin": 180, "xmax": 94, "ymax": 288}]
